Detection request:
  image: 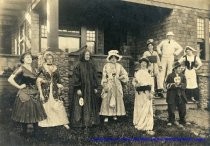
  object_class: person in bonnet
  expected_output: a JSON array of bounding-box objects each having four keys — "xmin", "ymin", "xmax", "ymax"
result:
[
  {"xmin": 37, "ymin": 51, "xmax": 69, "ymax": 129},
  {"xmin": 178, "ymin": 46, "xmax": 202, "ymax": 102},
  {"xmin": 99, "ymin": 50, "xmax": 129, "ymax": 123}
]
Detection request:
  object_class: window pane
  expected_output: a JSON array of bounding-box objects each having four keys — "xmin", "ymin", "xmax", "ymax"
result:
[
  {"xmin": 197, "ymin": 18, "xmax": 204, "ymax": 39},
  {"xmin": 86, "ymin": 42, "xmax": 95, "ymax": 54},
  {"xmin": 41, "ymin": 38, "xmax": 47, "ymax": 52},
  {"xmin": 59, "ymin": 37, "xmax": 80, "ymax": 53}
]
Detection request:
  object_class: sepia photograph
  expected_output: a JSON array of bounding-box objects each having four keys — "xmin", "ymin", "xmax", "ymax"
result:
[{"xmin": 0, "ymin": 0, "xmax": 210, "ymax": 145}]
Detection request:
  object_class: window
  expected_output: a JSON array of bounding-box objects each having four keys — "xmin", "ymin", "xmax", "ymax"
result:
[
  {"xmin": 197, "ymin": 18, "xmax": 204, "ymax": 39},
  {"xmin": 197, "ymin": 18, "xmax": 205, "ymax": 60},
  {"xmin": 40, "ymin": 25, "xmax": 81, "ymax": 52},
  {"xmin": 86, "ymin": 30, "xmax": 96, "ymax": 53},
  {"xmin": 14, "ymin": 23, "xmax": 26, "ymax": 55},
  {"xmin": 41, "ymin": 25, "xmax": 47, "ymax": 51},
  {"xmin": 41, "ymin": 25, "xmax": 47, "ymax": 38}
]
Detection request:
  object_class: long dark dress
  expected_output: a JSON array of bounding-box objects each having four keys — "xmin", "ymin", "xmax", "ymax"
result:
[
  {"xmin": 11, "ymin": 66, "xmax": 47, "ymax": 123},
  {"xmin": 70, "ymin": 59, "xmax": 100, "ymax": 127}
]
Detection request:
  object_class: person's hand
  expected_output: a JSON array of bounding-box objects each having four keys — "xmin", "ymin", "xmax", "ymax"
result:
[
  {"xmin": 57, "ymin": 84, "xmax": 64, "ymax": 89},
  {"xmin": 118, "ymin": 76, "xmax": 125, "ymax": 80},
  {"xmin": 19, "ymin": 84, "xmax": 26, "ymax": 89},
  {"xmin": 40, "ymin": 94, "xmax": 45, "ymax": 101},
  {"xmin": 77, "ymin": 89, "xmax": 82, "ymax": 96},
  {"xmin": 194, "ymin": 67, "xmax": 199, "ymax": 71},
  {"xmin": 94, "ymin": 89, "xmax": 98, "ymax": 94},
  {"xmin": 41, "ymin": 79, "xmax": 47, "ymax": 83},
  {"xmin": 159, "ymin": 65, "xmax": 162, "ymax": 71},
  {"xmin": 135, "ymin": 83, "xmax": 141, "ymax": 87}
]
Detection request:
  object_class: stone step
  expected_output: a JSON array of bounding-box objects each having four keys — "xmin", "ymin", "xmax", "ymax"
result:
[{"xmin": 153, "ymin": 98, "xmax": 198, "ymax": 110}]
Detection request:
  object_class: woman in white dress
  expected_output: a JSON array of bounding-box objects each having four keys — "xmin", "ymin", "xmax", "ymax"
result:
[
  {"xmin": 37, "ymin": 51, "xmax": 69, "ymax": 129},
  {"xmin": 132, "ymin": 58, "xmax": 155, "ymax": 135},
  {"xmin": 178, "ymin": 46, "xmax": 202, "ymax": 102},
  {"xmin": 142, "ymin": 39, "xmax": 163, "ymax": 97},
  {"xmin": 100, "ymin": 50, "xmax": 129, "ymax": 122}
]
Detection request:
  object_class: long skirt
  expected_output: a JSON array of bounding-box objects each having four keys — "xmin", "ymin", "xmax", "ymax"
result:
[
  {"xmin": 38, "ymin": 84, "xmax": 69, "ymax": 127},
  {"xmin": 100, "ymin": 80, "xmax": 126, "ymax": 116},
  {"xmin": 133, "ymin": 91, "xmax": 153, "ymax": 131}
]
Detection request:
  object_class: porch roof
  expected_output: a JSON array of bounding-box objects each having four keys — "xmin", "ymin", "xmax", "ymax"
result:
[{"xmin": 0, "ymin": 0, "xmax": 32, "ymax": 26}]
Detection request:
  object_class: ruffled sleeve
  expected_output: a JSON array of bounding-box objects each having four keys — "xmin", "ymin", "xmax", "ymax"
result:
[
  {"xmin": 101, "ymin": 64, "xmax": 108, "ymax": 87},
  {"xmin": 12, "ymin": 66, "xmax": 23, "ymax": 76},
  {"xmin": 119, "ymin": 64, "xmax": 129, "ymax": 83}
]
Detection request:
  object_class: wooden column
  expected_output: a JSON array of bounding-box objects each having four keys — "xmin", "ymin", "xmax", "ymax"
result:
[
  {"xmin": 204, "ymin": 18, "xmax": 209, "ymax": 60},
  {"xmin": 47, "ymin": 0, "xmax": 59, "ymax": 51}
]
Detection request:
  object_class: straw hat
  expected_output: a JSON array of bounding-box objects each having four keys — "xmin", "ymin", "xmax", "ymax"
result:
[
  {"xmin": 185, "ymin": 46, "xmax": 197, "ymax": 52},
  {"xmin": 138, "ymin": 57, "xmax": 150, "ymax": 66},
  {"xmin": 106, "ymin": 50, "xmax": 122, "ymax": 62},
  {"xmin": 172, "ymin": 61, "xmax": 181, "ymax": 70},
  {"xmin": 146, "ymin": 39, "xmax": 154, "ymax": 46}
]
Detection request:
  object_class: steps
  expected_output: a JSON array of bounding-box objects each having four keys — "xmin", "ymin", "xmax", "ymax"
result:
[{"xmin": 153, "ymin": 97, "xmax": 198, "ymax": 110}]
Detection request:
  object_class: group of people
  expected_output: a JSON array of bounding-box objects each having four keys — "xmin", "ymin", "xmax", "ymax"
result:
[{"xmin": 7, "ymin": 31, "xmax": 202, "ymax": 137}]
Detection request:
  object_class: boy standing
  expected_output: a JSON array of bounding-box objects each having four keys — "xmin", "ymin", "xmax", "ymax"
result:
[{"xmin": 165, "ymin": 62, "xmax": 187, "ymax": 127}]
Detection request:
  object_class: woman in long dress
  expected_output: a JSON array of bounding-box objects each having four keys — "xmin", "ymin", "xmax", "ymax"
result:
[
  {"xmin": 132, "ymin": 58, "xmax": 155, "ymax": 135},
  {"xmin": 142, "ymin": 39, "xmax": 163, "ymax": 97},
  {"xmin": 8, "ymin": 52, "xmax": 47, "ymax": 136},
  {"xmin": 70, "ymin": 49, "xmax": 100, "ymax": 129},
  {"xmin": 100, "ymin": 50, "xmax": 129, "ymax": 122},
  {"xmin": 37, "ymin": 51, "xmax": 69, "ymax": 129},
  {"xmin": 178, "ymin": 46, "xmax": 202, "ymax": 102}
]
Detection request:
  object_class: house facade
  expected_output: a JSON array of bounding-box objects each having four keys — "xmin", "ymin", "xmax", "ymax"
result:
[{"xmin": 0, "ymin": 0, "xmax": 210, "ymax": 110}]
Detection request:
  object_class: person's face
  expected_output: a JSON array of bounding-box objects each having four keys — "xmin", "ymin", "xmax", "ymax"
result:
[
  {"xmin": 175, "ymin": 66, "xmax": 182, "ymax": 74},
  {"xmin": 46, "ymin": 55, "xmax": 54, "ymax": 64},
  {"xmin": 140, "ymin": 61, "xmax": 147, "ymax": 69},
  {"xmin": 167, "ymin": 35, "xmax": 173, "ymax": 40},
  {"xmin": 110, "ymin": 56, "xmax": 117, "ymax": 63},
  {"xmin": 185, "ymin": 49, "xmax": 193, "ymax": 56},
  {"xmin": 147, "ymin": 44, "xmax": 154, "ymax": 51},
  {"xmin": 23, "ymin": 54, "xmax": 32, "ymax": 64},
  {"xmin": 84, "ymin": 51, "xmax": 90, "ymax": 61}
]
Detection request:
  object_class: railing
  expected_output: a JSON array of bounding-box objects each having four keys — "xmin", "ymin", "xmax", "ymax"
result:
[
  {"xmin": 68, "ymin": 53, "xmax": 133, "ymax": 77},
  {"xmin": 0, "ymin": 54, "xmax": 20, "ymax": 75}
]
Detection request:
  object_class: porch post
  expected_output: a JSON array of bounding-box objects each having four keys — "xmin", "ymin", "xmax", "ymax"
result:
[
  {"xmin": 204, "ymin": 18, "xmax": 209, "ymax": 60},
  {"xmin": 47, "ymin": 0, "xmax": 59, "ymax": 51}
]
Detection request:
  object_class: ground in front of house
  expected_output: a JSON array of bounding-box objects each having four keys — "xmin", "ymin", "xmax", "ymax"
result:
[{"xmin": 0, "ymin": 93, "xmax": 210, "ymax": 146}]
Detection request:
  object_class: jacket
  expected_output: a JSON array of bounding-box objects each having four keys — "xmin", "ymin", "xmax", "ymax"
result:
[{"xmin": 165, "ymin": 71, "xmax": 187, "ymax": 104}]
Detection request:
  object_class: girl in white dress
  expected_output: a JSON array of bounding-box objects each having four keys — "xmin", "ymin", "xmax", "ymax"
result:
[{"xmin": 132, "ymin": 58, "xmax": 155, "ymax": 135}]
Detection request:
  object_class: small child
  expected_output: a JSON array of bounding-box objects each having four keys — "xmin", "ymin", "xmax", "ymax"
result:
[{"xmin": 165, "ymin": 62, "xmax": 188, "ymax": 128}]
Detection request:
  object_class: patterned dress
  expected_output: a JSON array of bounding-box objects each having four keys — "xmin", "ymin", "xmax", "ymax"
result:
[
  {"xmin": 11, "ymin": 66, "xmax": 47, "ymax": 123},
  {"xmin": 38, "ymin": 64, "xmax": 69, "ymax": 127}
]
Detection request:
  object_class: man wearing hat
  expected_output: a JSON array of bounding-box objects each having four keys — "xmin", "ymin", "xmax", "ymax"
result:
[
  {"xmin": 157, "ymin": 31, "xmax": 183, "ymax": 91},
  {"xmin": 165, "ymin": 61, "xmax": 187, "ymax": 127}
]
